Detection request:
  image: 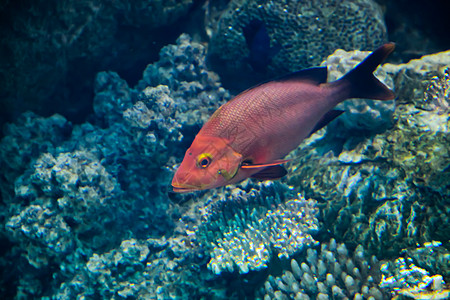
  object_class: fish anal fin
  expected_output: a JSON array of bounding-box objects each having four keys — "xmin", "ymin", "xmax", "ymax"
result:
[
  {"xmin": 241, "ymin": 159, "xmax": 290, "ymax": 169},
  {"xmin": 310, "ymin": 110, "xmax": 344, "ymax": 135},
  {"xmin": 250, "ymin": 165, "xmax": 287, "ymax": 180}
]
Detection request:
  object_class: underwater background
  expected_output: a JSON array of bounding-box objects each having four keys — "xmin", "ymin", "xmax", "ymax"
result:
[{"xmin": 0, "ymin": 0, "xmax": 449, "ymax": 299}]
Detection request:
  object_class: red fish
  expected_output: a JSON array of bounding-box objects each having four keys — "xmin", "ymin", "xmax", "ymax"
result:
[{"xmin": 172, "ymin": 43, "xmax": 395, "ymax": 193}]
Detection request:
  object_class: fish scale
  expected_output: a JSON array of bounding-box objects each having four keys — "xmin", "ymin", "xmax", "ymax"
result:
[{"xmin": 203, "ymin": 81, "xmax": 331, "ymax": 161}]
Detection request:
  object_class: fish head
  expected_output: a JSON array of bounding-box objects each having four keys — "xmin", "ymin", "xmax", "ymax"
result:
[{"xmin": 172, "ymin": 135, "xmax": 242, "ymax": 193}]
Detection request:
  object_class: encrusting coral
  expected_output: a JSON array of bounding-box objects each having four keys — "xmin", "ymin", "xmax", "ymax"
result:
[{"xmin": 423, "ymin": 67, "xmax": 450, "ymax": 114}]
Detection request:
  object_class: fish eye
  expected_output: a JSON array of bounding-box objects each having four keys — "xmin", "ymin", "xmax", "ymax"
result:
[
  {"xmin": 199, "ymin": 158, "xmax": 210, "ymax": 168},
  {"xmin": 197, "ymin": 153, "xmax": 212, "ymax": 169}
]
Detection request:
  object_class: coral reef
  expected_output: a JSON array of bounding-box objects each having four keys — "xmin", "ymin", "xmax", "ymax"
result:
[
  {"xmin": 1, "ymin": 5, "xmax": 450, "ymax": 296},
  {"xmin": 85, "ymin": 239, "xmax": 151, "ymax": 298},
  {"xmin": 207, "ymin": 0, "xmax": 387, "ymax": 88},
  {"xmin": 260, "ymin": 240, "xmax": 450, "ymax": 300},
  {"xmin": 54, "ymin": 182, "xmax": 315, "ymax": 299},
  {"xmin": 137, "ymin": 33, "xmax": 230, "ymax": 127},
  {"xmin": 261, "ymin": 239, "xmax": 387, "ymax": 299},
  {"xmin": 6, "ymin": 150, "xmax": 120, "ymax": 269},
  {"xmin": 195, "ymin": 182, "xmax": 319, "ymax": 275},
  {"xmin": 54, "ymin": 235, "xmax": 220, "ymax": 299},
  {"xmin": 383, "ymin": 50, "xmax": 450, "ymax": 108},
  {"xmin": 0, "ymin": 34, "xmax": 230, "ymax": 299},
  {"xmin": 6, "ymin": 205, "xmax": 73, "ymax": 268},
  {"xmin": 87, "ymin": 34, "xmax": 229, "ymax": 197}
]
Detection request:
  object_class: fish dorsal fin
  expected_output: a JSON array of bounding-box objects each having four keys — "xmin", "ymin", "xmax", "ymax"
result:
[
  {"xmin": 250, "ymin": 165, "xmax": 287, "ymax": 180},
  {"xmin": 309, "ymin": 110, "xmax": 344, "ymax": 135},
  {"xmin": 276, "ymin": 67, "xmax": 328, "ymax": 85},
  {"xmin": 227, "ymin": 67, "xmax": 327, "ymax": 105}
]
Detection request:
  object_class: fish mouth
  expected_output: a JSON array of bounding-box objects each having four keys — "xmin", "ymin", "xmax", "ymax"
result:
[{"xmin": 171, "ymin": 186, "xmax": 199, "ymax": 193}]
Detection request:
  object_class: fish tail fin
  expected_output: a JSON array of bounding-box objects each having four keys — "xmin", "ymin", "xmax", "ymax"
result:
[{"xmin": 341, "ymin": 43, "xmax": 395, "ymax": 100}]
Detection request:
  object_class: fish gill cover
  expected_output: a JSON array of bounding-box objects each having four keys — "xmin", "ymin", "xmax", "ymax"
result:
[{"xmin": 0, "ymin": 1, "xmax": 450, "ymax": 300}]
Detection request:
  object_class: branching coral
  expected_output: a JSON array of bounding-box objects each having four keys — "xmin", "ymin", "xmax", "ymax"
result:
[{"xmin": 262, "ymin": 239, "xmax": 386, "ymax": 299}]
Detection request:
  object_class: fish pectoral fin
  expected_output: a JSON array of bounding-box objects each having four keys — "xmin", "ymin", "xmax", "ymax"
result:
[
  {"xmin": 240, "ymin": 159, "xmax": 291, "ymax": 169},
  {"xmin": 218, "ymin": 168, "xmax": 237, "ymax": 181},
  {"xmin": 250, "ymin": 165, "xmax": 287, "ymax": 180}
]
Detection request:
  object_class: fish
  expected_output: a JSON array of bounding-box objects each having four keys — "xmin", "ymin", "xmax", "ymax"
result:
[
  {"xmin": 172, "ymin": 43, "xmax": 395, "ymax": 193},
  {"xmin": 242, "ymin": 19, "xmax": 281, "ymax": 73}
]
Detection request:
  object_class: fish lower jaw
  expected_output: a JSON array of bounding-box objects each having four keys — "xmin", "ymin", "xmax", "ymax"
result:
[
  {"xmin": 172, "ymin": 186, "xmax": 199, "ymax": 193},
  {"xmin": 171, "ymin": 182, "xmax": 204, "ymax": 193}
]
